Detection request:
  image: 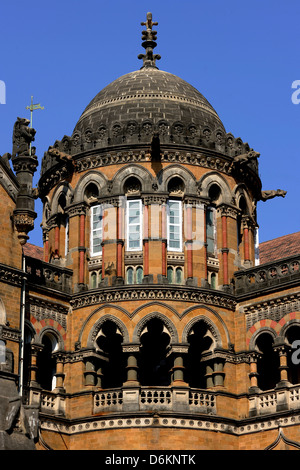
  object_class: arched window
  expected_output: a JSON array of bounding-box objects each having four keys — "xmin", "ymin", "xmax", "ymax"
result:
[
  {"xmin": 126, "ymin": 267, "xmax": 134, "ymax": 284},
  {"xmin": 136, "ymin": 266, "xmax": 143, "ymax": 284},
  {"xmin": 139, "ymin": 318, "xmax": 172, "ymax": 386},
  {"xmin": 210, "ymin": 272, "xmax": 217, "ymax": 289},
  {"xmin": 255, "ymin": 332, "xmax": 280, "ymax": 391},
  {"xmin": 167, "ymin": 266, "xmax": 174, "ymax": 283},
  {"xmin": 96, "ymin": 320, "xmax": 125, "ymax": 388},
  {"xmin": 37, "ymin": 333, "xmax": 58, "ymax": 391},
  {"xmin": 175, "ymin": 267, "xmax": 183, "ymax": 284},
  {"xmin": 185, "ymin": 320, "xmax": 214, "ymax": 388},
  {"xmin": 91, "ymin": 271, "xmax": 98, "ymax": 289}
]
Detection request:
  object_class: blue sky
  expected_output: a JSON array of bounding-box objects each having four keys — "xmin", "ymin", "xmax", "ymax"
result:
[{"xmin": 0, "ymin": 0, "xmax": 299, "ymax": 247}]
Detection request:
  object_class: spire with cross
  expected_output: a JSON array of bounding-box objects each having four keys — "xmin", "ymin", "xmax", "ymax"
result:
[{"xmin": 138, "ymin": 12, "xmax": 161, "ymax": 69}]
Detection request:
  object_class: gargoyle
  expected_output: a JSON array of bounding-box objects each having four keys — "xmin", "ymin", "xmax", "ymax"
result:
[
  {"xmin": 260, "ymin": 189, "xmax": 287, "ymax": 201},
  {"xmin": 48, "ymin": 147, "xmax": 72, "ymax": 162},
  {"xmin": 232, "ymin": 150, "xmax": 260, "ymax": 166},
  {"xmin": 12, "ymin": 117, "xmax": 36, "ymax": 158}
]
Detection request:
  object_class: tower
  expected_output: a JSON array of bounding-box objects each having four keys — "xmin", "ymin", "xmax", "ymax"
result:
[{"xmin": 1, "ymin": 13, "xmax": 299, "ymax": 450}]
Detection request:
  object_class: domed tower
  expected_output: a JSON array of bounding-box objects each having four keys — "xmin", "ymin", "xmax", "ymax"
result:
[{"xmin": 32, "ymin": 13, "xmax": 280, "ymax": 450}]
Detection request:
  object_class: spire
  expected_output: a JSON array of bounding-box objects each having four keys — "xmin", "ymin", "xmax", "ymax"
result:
[{"xmin": 138, "ymin": 12, "xmax": 161, "ymax": 69}]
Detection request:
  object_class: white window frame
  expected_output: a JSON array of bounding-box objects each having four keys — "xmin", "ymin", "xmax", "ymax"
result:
[
  {"xmin": 90, "ymin": 204, "xmax": 103, "ymax": 257},
  {"xmin": 126, "ymin": 199, "xmax": 143, "ymax": 251},
  {"xmin": 167, "ymin": 199, "xmax": 182, "ymax": 252}
]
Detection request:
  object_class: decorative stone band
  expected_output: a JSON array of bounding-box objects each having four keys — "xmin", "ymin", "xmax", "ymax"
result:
[
  {"xmin": 39, "ymin": 146, "xmax": 261, "ymax": 198},
  {"xmin": 243, "ymin": 293, "xmax": 300, "ymax": 330},
  {"xmin": 70, "ymin": 285, "xmax": 237, "ymax": 311},
  {"xmin": 0, "ymin": 262, "xmax": 25, "ymax": 286},
  {"xmin": 39, "ymin": 410, "xmax": 300, "ymax": 439}
]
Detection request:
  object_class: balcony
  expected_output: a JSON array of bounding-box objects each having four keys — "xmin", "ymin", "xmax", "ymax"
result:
[
  {"xmin": 93, "ymin": 386, "xmax": 216, "ymax": 415},
  {"xmin": 249, "ymin": 384, "xmax": 300, "ymax": 416},
  {"xmin": 25, "ymin": 256, "xmax": 73, "ymax": 294},
  {"xmin": 234, "ymin": 254, "xmax": 300, "ymax": 297}
]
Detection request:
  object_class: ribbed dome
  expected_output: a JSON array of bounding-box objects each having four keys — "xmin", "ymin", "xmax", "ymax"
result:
[{"xmin": 73, "ymin": 68, "xmax": 225, "ymax": 141}]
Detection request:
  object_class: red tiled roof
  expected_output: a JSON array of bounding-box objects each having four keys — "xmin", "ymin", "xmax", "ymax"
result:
[
  {"xmin": 23, "ymin": 243, "xmax": 44, "ymax": 261},
  {"xmin": 259, "ymin": 232, "xmax": 300, "ymax": 264}
]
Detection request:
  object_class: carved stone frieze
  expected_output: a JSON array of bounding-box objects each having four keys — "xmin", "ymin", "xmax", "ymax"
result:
[
  {"xmin": 70, "ymin": 286, "xmax": 237, "ymax": 311},
  {"xmin": 243, "ymin": 293, "xmax": 300, "ymax": 330},
  {"xmin": 28, "ymin": 296, "xmax": 69, "ymax": 330},
  {"xmin": 0, "ymin": 263, "xmax": 24, "ymax": 286}
]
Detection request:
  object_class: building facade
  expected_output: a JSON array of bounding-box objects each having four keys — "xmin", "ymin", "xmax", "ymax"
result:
[{"xmin": 1, "ymin": 13, "xmax": 300, "ymax": 450}]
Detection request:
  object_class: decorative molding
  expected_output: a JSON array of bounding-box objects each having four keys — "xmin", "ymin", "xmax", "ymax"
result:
[
  {"xmin": 243, "ymin": 293, "xmax": 300, "ymax": 330},
  {"xmin": 39, "ymin": 412, "xmax": 300, "ymax": 438},
  {"xmin": 28, "ymin": 296, "xmax": 69, "ymax": 330},
  {"xmin": 70, "ymin": 286, "xmax": 237, "ymax": 311},
  {"xmin": 0, "ymin": 263, "xmax": 25, "ymax": 287}
]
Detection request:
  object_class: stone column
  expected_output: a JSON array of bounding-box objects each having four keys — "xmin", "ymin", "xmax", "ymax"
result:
[
  {"xmin": 79, "ymin": 213, "xmax": 86, "ymax": 285},
  {"xmin": 116, "ymin": 203, "xmax": 124, "ymax": 282},
  {"xmin": 203, "ymin": 205, "xmax": 208, "ymax": 284},
  {"xmin": 212, "ymin": 359, "xmax": 225, "ymax": 387},
  {"xmin": 185, "ymin": 204, "xmax": 193, "ymax": 283},
  {"xmin": 84, "ymin": 359, "xmax": 97, "ymax": 387},
  {"xmin": 53, "ymin": 352, "xmax": 65, "ymax": 391},
  {"xmin": 143, "ymin": 203, "xmax": 149, "ymax": 277},
  {"xmin": 221, "ymin": 206, "xmax": 229, "ymax": 288},
  {"xmin": 122, "ymin": 344, "xmax": 140, "ymax": 386},
  {"xmin": 248, "ymin": 352, "xmax": 261, "ymax": 391},
  {"xmin": 29, "ymin": 343, "xmax": 43, "ymax": 387},
  {"xmin": 170, "ymin": 345, "xmax": 188, "ymax": 386},
  {"xmin": 274, "ymin": 342, "xmax": 290, "ymax": 387},
  {"xmin": 205, "ymin": 362, "xmax": 214, "ymax": 389},
  {"xmin": 161, "ymin": 202, "xmax": 167, "ymax": 279}
]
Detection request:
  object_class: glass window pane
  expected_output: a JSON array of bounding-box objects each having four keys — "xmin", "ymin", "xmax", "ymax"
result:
[
  {"xmin": 127, "ymin": 268, "xmax": 134, "ymax": 284},
  {"xmin": 136, "ymin": 267, "xmax": 143, "ymax": 284}
]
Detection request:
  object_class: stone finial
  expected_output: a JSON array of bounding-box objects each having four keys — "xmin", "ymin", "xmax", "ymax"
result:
[{"xmin": 138, "ymin": 12, "xmax": 161, "ymax": 69}]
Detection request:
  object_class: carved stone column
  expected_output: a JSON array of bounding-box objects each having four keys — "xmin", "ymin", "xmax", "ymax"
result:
[
  {"xmin": 171, "ymin": 344, "xmax": 189, "ymax": 386},
  {"xmin": 274, "ymin": 342, "xmax": 290, "ymax": 387},
  {"xmin": 248, "ymin": 352, "xmax": 261, "ymax": 392},
  {"xmin": 53, "ymin": 352, "xmax": 65, "ymax": 391},
  {"xmin": 122, "ymin": 344, "xmax": 140, "ymax": 386}
]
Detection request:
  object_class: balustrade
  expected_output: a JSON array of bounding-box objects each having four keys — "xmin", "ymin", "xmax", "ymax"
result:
[{"xmin": 234, "ymin": 254, "xmax": 300, "ymax": 296}]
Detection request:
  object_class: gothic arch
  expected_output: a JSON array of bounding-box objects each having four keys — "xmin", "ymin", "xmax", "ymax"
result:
[
  {"xmin": 51, "ymin": 182, "xmax": 74, "ymax": 214},
  {"xmin": 277, "ymin": 317, "xmax": 300, "ymax": 342},
  {"xmin": 248, "ymin": 326, "xmax": 277, "ymax": 351},
  {"xmin": 132, "ymin": 312, "xmax": 179, "ymax": 344},
  {"xmin": 182, "ymin": 315, "xmax": 222, "ymax": 349},
  {"xmin": 37, "ymin": 326, "xmax": 65, "ymax": 351},
  {"xmin": 86, "ymin": 314, "xmax": 129, "ymax": 348},
  {"xmin": 131, "ymin": 301, "xmax": 180, "ymax": 320},
  {"xmin": 181, "ymin": 304, "xmax": 230, "ymax": 346},
  {"xmin": 111, "ymin": 164, "xmax": 154, "ymax": 194},
  {"xmin": 158, "ymin": 164, "xmax": 197, "ymax": 194},
  {"xmin": 73, "ymin": 171, "xmax": 108, "ymax": 203},
  {"xmin": 199, "ymin": 171, "xmax": 232, "ymax": 205},
  {"xmin": 233, "ymin": 184, "xmax": 253, "ymax": 216}
]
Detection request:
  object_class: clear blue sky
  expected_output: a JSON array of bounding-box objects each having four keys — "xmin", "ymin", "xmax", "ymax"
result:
[{"xmin": 0, "ymin": 0, "xmax": 299, "ymax": 247}]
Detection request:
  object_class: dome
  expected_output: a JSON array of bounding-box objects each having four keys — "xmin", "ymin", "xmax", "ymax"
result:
[{"xmin": 73, "ymin": 67, "xmax": 225, "ymax": 144}]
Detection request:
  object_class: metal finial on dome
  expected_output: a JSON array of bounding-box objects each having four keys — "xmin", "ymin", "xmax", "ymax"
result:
[{"xmin": 138, "ymin": 12, "xmax": 161, "ymax": 69}]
